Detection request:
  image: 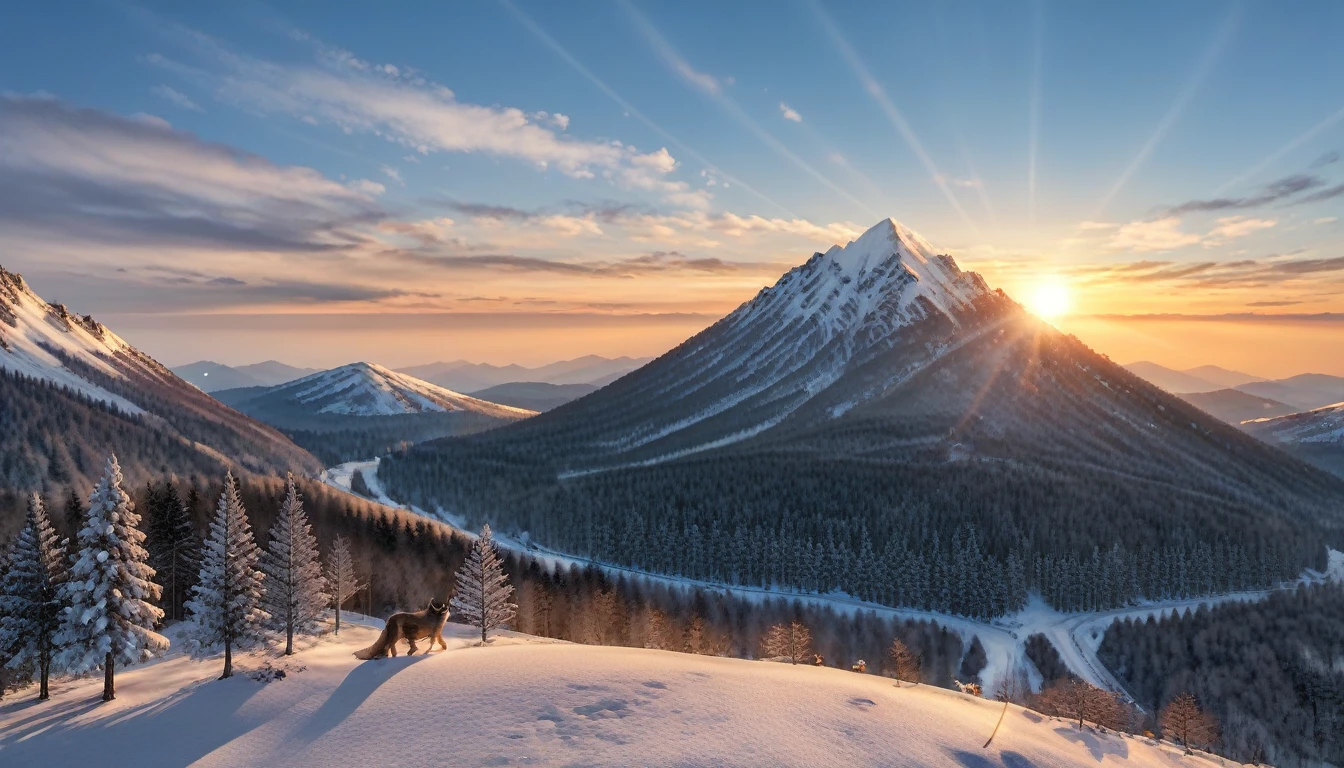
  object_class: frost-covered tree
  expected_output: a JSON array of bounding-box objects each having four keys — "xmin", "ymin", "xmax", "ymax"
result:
[
  {"xmin": 0, "ymin": 494, "xmax": 68, "ymax": 699},
  {"xmin": 761, "ymin": 621, "xmax": 812, "ymax": 664},
  {"xmin": 261, "ymin": 474, "xmax": 329, "ymax": 654},
  {"xmin": 450, "ymin": 524, "xmax": 516, "ymax": 643},
  {"xmin": 888, "ymin": 637, "xmax": 922, "ymax": 685},
  {"xmin": 55, "ymin": 456, "xmax": 167, "ymax": 701},
  {"xmin": 145, "ymin": 480, "xmax": 199, "ymax": 622},
  {"xmin": 1160, "ymin": 692, "xmax": 1219, "ymax": 752},
  {"xmin": 326, "ymin": 535, "xmax": 363, "ymax": 635},
  {"xmin": 184, "ymin": 472, "xmax": 267, "ymax": 679},
  {"xmin": 0, "ymin": 549, "xmax": 33, "ymax": 700}
]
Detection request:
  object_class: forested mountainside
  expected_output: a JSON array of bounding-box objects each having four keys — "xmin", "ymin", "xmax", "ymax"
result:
[
  {"xmin": 380, "ymin": 222, "xmax": 1344, "ymax": 618},
  {"xmin": 0, "ymin": 266, "xmax": 319, "ymax": 505},
  {"xmin": 1098, "ymin": 583, "xmax": 1344, "ymax": 767},
  {"xmin": 1, "ymin": 471, "xmax": 969, "ymax": 689}
]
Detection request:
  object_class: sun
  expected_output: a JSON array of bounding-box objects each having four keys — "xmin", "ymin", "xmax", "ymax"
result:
[{"xmin": 1028, "ymin": 280, "xmax": 1072, "ymax": 321}]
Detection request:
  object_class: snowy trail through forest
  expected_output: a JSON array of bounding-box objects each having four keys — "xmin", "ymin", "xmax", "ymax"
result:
[{"xmin": 323, "ymin": 459, "xmax": 1339, "ymax": 703}]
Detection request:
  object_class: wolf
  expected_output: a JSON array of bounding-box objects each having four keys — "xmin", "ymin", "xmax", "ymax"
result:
[{"xmin": 353, "ymin": 600, "xmax": 450, "ymax": 660}]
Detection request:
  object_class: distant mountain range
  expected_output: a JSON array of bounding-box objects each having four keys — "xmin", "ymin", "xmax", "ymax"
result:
[
  {"xmin": 1123, "ymin": 361, "xmax": 1344, "ymax": 411},
  {"xmin": 466, "ymin": 382, "xmax": 599, "ymax": 412},
  {"xmin": 0, "ymin": 265, "xmax": 320, "ymax": 496},
  {"xmin": 172, "ymin": 360, "xmax": 321, "ymax": 392},
  {"xmin": 212, "ymin": 363, "xmax": 533, "ymax": 465},
  {"xmin": 379, "ymin": 218, "xmax": 1344, "ymax": 617},
  {"xmin": 398, "ymin": 355, "xmax": 650, "ymax": 392}
]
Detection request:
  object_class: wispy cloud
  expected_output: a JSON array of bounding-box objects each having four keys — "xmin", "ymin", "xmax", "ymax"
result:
[
  {"xmin": 498, "ymin": 0, "xmax": 793, "ymax": 217},
  {"xmin": 1088, "ymin": 311, "xmax": 1344, "ymax": 325},
  {"xmin": 778, "ymin": 103, "xmax": 802, "ymax": 123},
  {"xmin": 0, "ymin": 95, "xmax": 382, "ymax": 254},
  {"xmin": 151, "ymin": 85, "xmax": 202, "ymax": 112},
  {"xmin": 1164, "ymin": 173, "xmax": 1325, "ymax": 215},
  {"xmin": 145, "ymin": 21, "xmax": 690, "ymax": 199}
]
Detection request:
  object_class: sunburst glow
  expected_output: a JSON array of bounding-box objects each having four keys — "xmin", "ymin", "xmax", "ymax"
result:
[{"xmin": 1028, "ymin": 281, "xmax": 1072, "ymax": 320}]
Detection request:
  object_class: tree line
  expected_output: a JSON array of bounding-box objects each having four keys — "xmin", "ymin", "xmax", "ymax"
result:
[
  {"xmin": 1, "ymin": 455, "xmax": 972, "ymax": 702},
  {"xmin": 1098, "ymin": 583, "xmax": 1344, "ymax": 767}
]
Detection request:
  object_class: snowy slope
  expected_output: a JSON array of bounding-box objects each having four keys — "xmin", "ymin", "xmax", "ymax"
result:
[
  {"xmin": 1245, "ymin": 401, "xmax": 1344, "ymax": 444},
  {"xmin": 0, "ymin": 265, "xmax": 324, "ymax": 487},
  {"xmin": 238, "ymin": 362, "xmax": 536, "ymax": 418},
  {"xmin": 0, "ymin": 265, "xmax": 143, "ymax": 413},
  {"xmin": 0, "ymin": 620, "xmax": 1238, "ymax": 768}
]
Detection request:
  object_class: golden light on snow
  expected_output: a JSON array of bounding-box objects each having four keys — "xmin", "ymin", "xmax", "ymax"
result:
[{"xmin": 1027, "ymin": 280, "xmax": 1071, "ymax": 320}]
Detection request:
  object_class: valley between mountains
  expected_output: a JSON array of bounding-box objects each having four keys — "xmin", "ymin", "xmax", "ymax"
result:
[{"xmin": 3, "ymin": 217, "xmax": 1343, "ymax": 766}]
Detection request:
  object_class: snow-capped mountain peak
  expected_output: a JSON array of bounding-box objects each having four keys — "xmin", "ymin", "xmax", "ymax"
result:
[
  {"xmin": 0, "ymin": 265, "xmax": 142, "ymax": 412},
  {"xmin": 450, "ymin": 218, "xmax": 1000, "ymax": 467},
  {"xmin": 280, "ymin": 362, "xmax": 536, "ymax": 418},
  {"xmin": 731, "ymin": 218, "xmax": 989, "ymax": 361}
]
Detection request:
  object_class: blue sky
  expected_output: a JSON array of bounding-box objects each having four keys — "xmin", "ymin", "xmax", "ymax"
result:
[{"xmin": 1, "ymin": 1, "xmax": 1342, "ymax": 372}]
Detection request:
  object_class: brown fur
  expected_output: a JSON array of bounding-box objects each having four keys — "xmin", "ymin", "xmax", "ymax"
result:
[{"xmin": 353, "ymin": 600, "xmax": 450, "ymax": 660}]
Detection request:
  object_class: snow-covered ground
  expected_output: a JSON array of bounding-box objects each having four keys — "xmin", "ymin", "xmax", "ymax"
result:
[
  {"xmin": 323, "ymin": 460, "xmax": 1340, "ymax": 706},
  {"xmin": 0, "ymin": 618, "xmax": 1239, "ymax": 768}
]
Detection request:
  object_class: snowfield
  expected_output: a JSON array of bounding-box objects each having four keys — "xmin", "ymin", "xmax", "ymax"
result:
[{"xmin": 0, "ymin": 619, "xmax": 1239, "ymax": 768}]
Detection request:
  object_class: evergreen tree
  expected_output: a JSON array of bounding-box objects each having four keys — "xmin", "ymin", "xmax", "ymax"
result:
[
  {"xmin": 0, "ymin": 494, "xmax": 68, "ymax": 699},
  {"xmin": 888, "ymin": 637, "xmax": 922, "ymax": 685},
  {"xmin": 761, "ymin": 621, "xmax": 812, "ymax": 664},
  {"xmin": 326, "ymin": 535, "xmax": 362, "ymax": 635},
  {"xmin": 146, "ymin": 480, "xmax": 199, "ymax": 622},
  {"xmin": 55, "ymin": 455, "xmax": 167, "ymax": 702},
  {"xmin": 0, "ymin": 548, "xmax": 32, "ymax": 699},
  {"xmin": 450, "ymin": 524, "xmax": 516, "ymax": 643},
  {"xmin": 261, "ymin": 474, "xmax": 329, "ymax": 655},
  {"xmin": 183, "ymin": 472, "xmax": 267, "ymax": 679},
  {"xmin": 61, "ymin": 490, "xmax": 83, "ymax": 557}
]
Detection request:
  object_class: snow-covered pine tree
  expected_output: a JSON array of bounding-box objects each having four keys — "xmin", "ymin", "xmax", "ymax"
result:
[
  {"xmin": 183, "ymin": 472, "xmax": 267, "ymax": 679},
  {"xmin": 146, "ymin": 480, "xmax": 199, "ymax": 622},
  {"xmin": 261, "ymin": 474, "xmax": 329, "ymax": 655},
  {"xmin": 55, "ymin": 455, "xmax": 167, "ymax": 701},
  {"xmin": 0, "ymin": 548, "xmax": 32, "ymax": 700},
  {"xmin": 0, "ymin": 494, "xmax": 68, "ymax": 699},
  {"xmin": 326, "ymin": 535, "xmax": 363, "ymax": 635},
  {"xmin": 450, "ymin": 524, "xmax": 516, "ymax": 643}
]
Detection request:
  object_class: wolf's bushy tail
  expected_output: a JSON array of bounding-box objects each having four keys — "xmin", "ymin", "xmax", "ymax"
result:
[{"xmin": 354, "ymin": 624, "xmax": 396, "ymax": 660}]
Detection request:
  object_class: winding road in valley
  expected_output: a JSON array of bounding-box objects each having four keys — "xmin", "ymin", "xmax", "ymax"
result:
[{"xmin": 323, "ymin": 458, "xmax": 1341, "ymax": 709}]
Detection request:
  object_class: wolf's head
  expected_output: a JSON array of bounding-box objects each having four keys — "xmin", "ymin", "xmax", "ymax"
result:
[{"xmin": 428, "ymin": 599, "xmax": 449, "ymax": 616}]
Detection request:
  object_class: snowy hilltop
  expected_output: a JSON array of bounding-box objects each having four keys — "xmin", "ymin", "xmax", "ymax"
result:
[
  {"xmin": 0, "ymin": 618, "xmax": 1239, "ymax": 768},
  {"xmin": 229, "ymin": 361, "xmax": 537, "ymax": 418}
]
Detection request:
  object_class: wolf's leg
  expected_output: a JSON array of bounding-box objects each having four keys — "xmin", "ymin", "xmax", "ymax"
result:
[{"xmin": 407, "ymin": 638, "xmax": 419, "ymax": 656}]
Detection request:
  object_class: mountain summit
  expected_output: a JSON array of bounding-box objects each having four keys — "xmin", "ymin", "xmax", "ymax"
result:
[
  {"xmin": 414, "ymin": 218, "xmax": 1001, "ymax": 467},
  {"xmin": 0, "ymin": 265, "xmax": 320, "ymax": 488}
]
